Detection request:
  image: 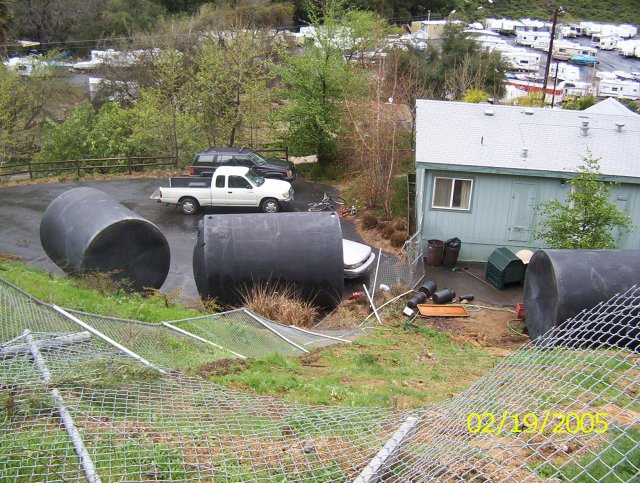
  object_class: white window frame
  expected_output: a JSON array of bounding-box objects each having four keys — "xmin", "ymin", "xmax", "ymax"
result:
[{"xmin": 431, "ymin": 176, "xmax": 473, "ymax": 211}]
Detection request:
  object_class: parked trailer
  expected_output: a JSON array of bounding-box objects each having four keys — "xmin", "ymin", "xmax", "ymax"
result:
[
  {"xmin": 598, "ymin": 79, "xmax": 640, "ymax": 100},
  {"xmin": 553, "ymin": 41, "xmax": 597, "ymax": 61},
  {"xmin": 516, "ymin": 30, "xmax": 549, "ymax": 47},
  {"xmin": 500, "ymin": 49, "xmax": 542, "ymax": 72},
  {"xmin": 549, "ymin": 62, "xmax": 580, "ymax": 82}
]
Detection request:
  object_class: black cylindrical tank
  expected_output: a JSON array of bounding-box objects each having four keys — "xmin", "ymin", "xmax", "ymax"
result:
[
  {"xmin": 406, "ymin": 292, "xmax": 427, "ymax": 309},
  {"xmin": 432, "ymin": 288, "xmax": 456, "ymax": 304},
  {"xmin": 193, "ymin": 212, "xmax": 344, "ymax": 307},
  {"xmin": 524, "ymin": 249, "xmax": 640, "ymax": 340},
  {"xmin": 418, "ymin": 280, "xmax": 437, "ymax": 297},
  {"xmin": 40, "ymin": 187, "xmax": 170, "ymax": 291}
]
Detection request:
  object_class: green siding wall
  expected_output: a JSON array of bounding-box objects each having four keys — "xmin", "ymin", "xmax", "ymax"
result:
[{"xmin": 419, "ymin": 169, "xmax": 639, "ymax": 261}]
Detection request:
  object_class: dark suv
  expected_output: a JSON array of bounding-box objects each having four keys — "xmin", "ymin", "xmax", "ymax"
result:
[{"xmin": 189, "ymin": 147, "xmax": 297, "ymax": 181}]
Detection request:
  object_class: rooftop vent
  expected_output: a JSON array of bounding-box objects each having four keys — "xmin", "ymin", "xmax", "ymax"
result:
[
  {"xmin": 524, "ymin": 109, "xmax": 534, "ymax": 116},
  {"xmin": 580, "ymin": 120, "xmax": 589, "ymax": 137},
  {"xmin": 484, "ymin": 109, "xmax": 495, "ymax": 116},
  {"xmin": 615, "ymin": 122, "xmax": 625, "ymax": 133},
  {"xmin": 521, "ymin": 147, "xmax": 529, "ymax": 159}
]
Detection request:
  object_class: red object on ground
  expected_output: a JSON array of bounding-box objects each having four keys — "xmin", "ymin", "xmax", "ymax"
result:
[
  {"xmin": 516, "ymin": 303, "xmax": 525, "ymax": 319},
  {"xmin": 349, "ymin": 291, "xmax": 365, "ymax": 300}
]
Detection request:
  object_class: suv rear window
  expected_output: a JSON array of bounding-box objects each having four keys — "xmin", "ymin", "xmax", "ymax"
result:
[{"xmin": 196, "ymin": 154, "xmax": 216, "ymax": 165}]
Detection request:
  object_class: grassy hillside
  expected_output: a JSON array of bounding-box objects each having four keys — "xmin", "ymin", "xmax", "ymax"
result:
[{"xmin": 478, "ymin": 0, "xmax": 640, "ymax": 25}]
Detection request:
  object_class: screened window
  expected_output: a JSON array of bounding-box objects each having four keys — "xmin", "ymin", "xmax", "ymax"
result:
[{"xmin": 432, "ymin": 177, "xmax": 473, "ymax": 210}]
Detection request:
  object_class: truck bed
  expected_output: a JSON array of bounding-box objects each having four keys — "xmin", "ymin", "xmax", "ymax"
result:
[{"xmin": 169, "ymin": 176, "xmax": 212, "ymax": 188}]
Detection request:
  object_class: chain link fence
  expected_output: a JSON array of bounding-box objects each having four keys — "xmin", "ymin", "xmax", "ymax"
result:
[
  {"xmin": 371, "ymin": 232, "xmax": 425, "ymax": 293},
  {"xmin": 1, "ymin": 278, "xmax": 638, "ymax": 481}
]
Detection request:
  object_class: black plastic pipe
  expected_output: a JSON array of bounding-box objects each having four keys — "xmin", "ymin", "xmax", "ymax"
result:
[
  {"xmin": 193, "ymin": 212, "xmax": 344, "ymax": 307},
  {"xmin": 40, "ymin": 187, "xmax": 170, "ymax": 291},
  {"xmin": 524, "ymin": 249, "xmax": 640, "ymax": 340}
]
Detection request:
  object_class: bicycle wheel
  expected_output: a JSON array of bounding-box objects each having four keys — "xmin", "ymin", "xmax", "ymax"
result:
[
  {"xmin": 308, "ymin": 202, "xmax": 324, "ymax": 212},
  {"xmin": 329, "ymin": 195, "xmax": 345, "ymax": 205}
]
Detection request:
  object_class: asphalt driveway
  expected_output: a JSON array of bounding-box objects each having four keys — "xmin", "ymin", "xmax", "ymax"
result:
[{"xmin": 0, "ymin": 177, "xmax": 368, "ymax": 299}]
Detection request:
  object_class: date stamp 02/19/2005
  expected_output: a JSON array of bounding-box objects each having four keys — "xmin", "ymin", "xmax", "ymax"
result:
[{"xmin": 466, "ymin": 412, "xmax": 608, "ymax": 436}]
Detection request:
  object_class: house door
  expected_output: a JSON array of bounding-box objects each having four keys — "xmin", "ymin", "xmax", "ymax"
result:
[
  {"xmin": 507, "ymin": 183, "xmax": 536, "ymax": 242},
  {"xmin": 613, "ymin": 190, "xmax": 635, "ymax": 246}
]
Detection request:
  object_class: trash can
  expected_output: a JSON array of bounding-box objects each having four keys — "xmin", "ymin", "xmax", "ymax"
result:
[
  {"xmin": 443, "ymin": 237, "xmax": 461, "ymax": 267},
  {"xmin": 426, "ymin": 239, "xmax": 444, "ymax": 266}
]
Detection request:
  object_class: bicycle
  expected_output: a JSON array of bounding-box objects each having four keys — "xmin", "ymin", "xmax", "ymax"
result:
[{"xmin": 307, "ymin": 193, "xmax": 346, "ymax": 212}]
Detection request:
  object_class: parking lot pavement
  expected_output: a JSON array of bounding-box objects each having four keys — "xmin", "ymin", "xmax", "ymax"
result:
[{"xmin": 0, "ymin": 177, "xmax": 371, "ymax": 300}]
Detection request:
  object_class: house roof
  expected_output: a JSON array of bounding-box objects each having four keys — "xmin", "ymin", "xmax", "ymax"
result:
[
  {"xmin": 583, "ymin": 97, "xmax": 639, "ymax": 117},
  {"xmin": 415, "ymin": 100, "xmax": 640, "ymax": 181}
]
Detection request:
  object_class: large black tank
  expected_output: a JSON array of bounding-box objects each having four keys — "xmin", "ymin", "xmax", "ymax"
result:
[
  {"xmin": 193, "ymin": 212, "xmax": 344, "ymax": 307},
  {"xmin": 40, "ymin": 187, "xmax": 170, "ymax": 291},
  {"xmin": 524, "ymin": 249, "xmax": 640, "ymax": 340}
]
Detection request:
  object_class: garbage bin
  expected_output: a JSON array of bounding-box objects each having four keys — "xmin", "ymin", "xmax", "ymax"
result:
[
  {"xmin": 443, "ymin": 237, "xmax": 461, "ymax": 267},
  {"xmin": 426, "ymin": 239, "xmax": 444, "ymax": 266}
]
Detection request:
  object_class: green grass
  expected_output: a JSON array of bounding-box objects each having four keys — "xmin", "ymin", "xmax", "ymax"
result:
[
  {"xmin": 202, "ymin": 323, "xmax": 497, "ymax": 408},
  {"xmin": 0, "ymin": 260, "xmax": 205, "ymax": 322},
  {"xmin": 535, "ymin": 428, "xmax": 640, "ymax": 482}
]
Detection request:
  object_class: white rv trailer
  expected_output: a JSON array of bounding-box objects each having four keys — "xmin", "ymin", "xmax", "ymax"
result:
[
  {"xmin": 499, "ymin": 48, "xmax": 542, "ymax": 72},
  {"xmin": 549, "ymin": 62, "xmax": 580, "ymax": 82},
  {"xmin": 563, "ymin": 81, "xmax": 595, "ymax": 98},
  {"xmin": 598, "ymin": 36, "xmax": 621, "ymax": 50},
  {"xmin": 617, "ymin": 39, "xmax": 640, "ymax": 58},
  {"xmin": 598, "ymin": 79, "xmax": 640, "ymax": 100},
  {"xmin": 552, "ymin": 41, "xmax": 597, "ymax": 61},
  {"xmin": 516, "ymin": 30, "xmax": 549, "ymax": 46}
]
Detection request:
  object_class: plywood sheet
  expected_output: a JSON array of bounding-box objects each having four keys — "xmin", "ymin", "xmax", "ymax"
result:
[{"xmin": 417, "ymin": 304, "xmax": 470, "ymax": 317}]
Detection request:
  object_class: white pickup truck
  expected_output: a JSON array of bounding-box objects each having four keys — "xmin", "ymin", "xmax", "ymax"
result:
[{"xmin": 150, "ymin": 166, "xmax": 294, "ymax": 214}]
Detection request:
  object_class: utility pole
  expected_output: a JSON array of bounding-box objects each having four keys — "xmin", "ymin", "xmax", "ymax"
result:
[{"xmin": 541, "ymin": 6, "xmax": 559, "ymax": 106}]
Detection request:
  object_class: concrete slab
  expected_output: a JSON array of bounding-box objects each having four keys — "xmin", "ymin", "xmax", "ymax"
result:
[{"xmin": 422, "ymin": 261, "xmax": 523, "ymax": 308}]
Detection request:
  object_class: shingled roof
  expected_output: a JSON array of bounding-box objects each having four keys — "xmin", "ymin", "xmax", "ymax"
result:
[{"xmin": 415, "ymin": 99, "xmax": 640, "ymax": 182}]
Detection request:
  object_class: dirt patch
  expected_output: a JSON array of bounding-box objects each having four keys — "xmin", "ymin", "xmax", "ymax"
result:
[
  {"xmin": 420, "ymin": 303, "xmax": 530, "ymax": 351},
  {"xmin": 352, "ymin": 215, "xmax": 405, "ymax": 255},
  {"xmin": 196, "ymin": 358, "xmax": 250, "ymax": 377}
]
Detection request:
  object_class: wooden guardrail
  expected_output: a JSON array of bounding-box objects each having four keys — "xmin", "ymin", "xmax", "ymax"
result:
[
  {"xmin": 0, "ymin": 156, "xmax": 179, "ymax": 180},
  {"xmin": 0, "ymin": 148, "xmax": 289, "ymax": 181}
]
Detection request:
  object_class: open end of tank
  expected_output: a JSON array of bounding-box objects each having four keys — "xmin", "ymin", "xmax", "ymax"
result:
[
  {"xmin": 83, "ymin": 220, "xmax": 170, "ymax": 291},
  {"xmin": 523, "ymin": 250, "xmax": 559, "ymax": 340}
]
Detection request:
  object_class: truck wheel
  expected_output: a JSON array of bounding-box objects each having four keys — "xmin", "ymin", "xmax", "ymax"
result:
[
  {"xmin": 179, "ymin": 197, "xmax": 199, "ymax": 215},
  {"xmin": 261, "ymin": 198, "xmax": 281, "ymax": 213}
]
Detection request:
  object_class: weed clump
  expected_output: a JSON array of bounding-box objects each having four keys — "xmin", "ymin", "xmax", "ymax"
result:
[
  {"xmin": 361, "ymin": 214, "xmax": 378, "ymax": 230},
  {"xmin": 382, "ymin": 225, "xmax": 395, "ymax": 239},
  {"xmin": 239, "ymin": 282, "xmax": 319, "ymax": 327},
  {"xmin": 390, "ymin": 231, "xmax": 406, "ymax": 248}
]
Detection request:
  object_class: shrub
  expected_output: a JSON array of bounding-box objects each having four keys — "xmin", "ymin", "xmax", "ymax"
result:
[
  {"xmin": 390, "ymin": 231, "xmax": 407, "ymax": 248},
  {"xmin": 361, "ymin": 213, "xmax": 378, "ymax": 230},
  {"xmin": 394, "ymin": 219, "xmax": 407, "ymax": 232},
  {"xmin": 376, "ymin": 221, "xmax": 388, "ymax": 233},
  {"xmin": 382, "ymin": 225, "xmax": 395, "ymax": 239},
  {"xmin": 239, "ymin": 282, "xmax": 319, "ymax": 327}
]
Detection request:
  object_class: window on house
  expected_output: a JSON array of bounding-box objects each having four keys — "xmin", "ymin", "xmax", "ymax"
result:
[{"xmin": 432, "ymin": 177, "xmax": 473, "ymax": 210}]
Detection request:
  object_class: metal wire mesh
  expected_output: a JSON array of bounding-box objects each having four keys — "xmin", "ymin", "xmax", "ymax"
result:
[
  {"xmin": 1, "ymin": 281, "xmax": 639, "ymax": 481},
  {"xmin": 374, "ymin": 232, "xmax": 425, "ymax": 292}
]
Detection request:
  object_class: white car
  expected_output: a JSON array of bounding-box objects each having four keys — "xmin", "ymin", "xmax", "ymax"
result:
[{"xmin": 343, "ymin": 239, "xmax": 375, "ymax": 279}]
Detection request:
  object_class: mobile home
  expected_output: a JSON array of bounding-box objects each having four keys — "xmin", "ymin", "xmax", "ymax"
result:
[
  {"xmin": 598, "ymin": 79, "xmax": 640, "ymax": 100},
  {"xmin": 500, "ymin": 48, "xmax": 542, "ymax": 72},
  {"xmin": 552, "ymin": 41, "xmax": 597, "ymax": 61},
  {"xmin": 516, "ymin": 30, "xmax": 549, "ymax": 47}
]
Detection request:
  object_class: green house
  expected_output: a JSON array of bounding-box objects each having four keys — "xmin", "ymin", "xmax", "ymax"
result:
[{"xmin": 415, "ymin": 98, "xmax": 640, "ymax": 261}]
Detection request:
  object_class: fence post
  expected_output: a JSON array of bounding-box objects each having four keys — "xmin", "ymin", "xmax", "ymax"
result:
[
  {"xmin": 128, "ymin": 156, "xmax": 132, "ymax": 175},
  {"xmin": 76, "ymin": 160, "xmax": 81, "ymax": 177},
  {"xmin": 28, "ymin": 159, "xmax": 33, "ymax": 180},
  {"xmin": 173, "ymin": 155, "xmax": 178, "ymax": 169}
]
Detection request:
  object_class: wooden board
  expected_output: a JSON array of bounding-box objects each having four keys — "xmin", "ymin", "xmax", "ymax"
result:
[{"xmin": 416, "ymin": 304, "xmax": 470, "ymax": 317}]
